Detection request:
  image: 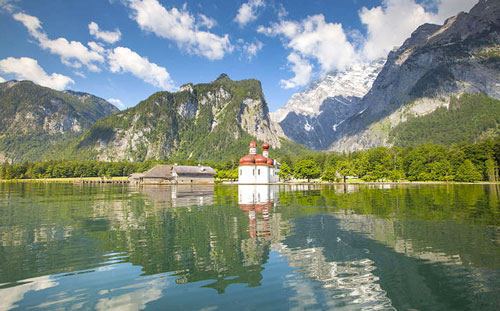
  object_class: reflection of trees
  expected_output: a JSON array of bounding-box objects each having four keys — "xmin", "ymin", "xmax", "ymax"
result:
[
  {"xmin": 281, "ymin": 215, "xmax": 500, "ymax": 311},
  {"xmin": 0, "ymin": 184, "xmax": 274, "ymax": 293},
  {"xmin": 1, "ymin": 183, "xmax": 500, "ymax": 308}
]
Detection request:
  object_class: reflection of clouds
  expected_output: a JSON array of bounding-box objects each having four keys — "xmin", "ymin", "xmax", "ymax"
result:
[
  {"xmin": 95, "ymin": 278, "xmax": 167, "ymax": 311},
  {"xmin": 274, "ymin": 243, "xmax": 395, "ymax": 310},
  {"xmin": 0, "ymin": 275, "xmax": 58, "ymax": 310}
]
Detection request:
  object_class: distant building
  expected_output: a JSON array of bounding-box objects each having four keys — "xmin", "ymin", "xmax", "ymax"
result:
[
  {"xmin": 238, "ymin": 141, "xmax": 280, "ymax": 184},
  {"xmin": 129, "ymin": 164, "xmax": 215, "ymax": 184}
]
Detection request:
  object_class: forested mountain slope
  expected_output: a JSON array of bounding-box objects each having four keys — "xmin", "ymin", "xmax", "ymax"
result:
[
  {"xmin": 0, "ymin": 80, "xmax": 118, "ymax": 163},
  {"xmin": 328, "ymin": 0, "xmax": 500, "ymax": 152},
  {"xmin": 59, "ymin": 74, "xmax": 312, "ymax": 162}
]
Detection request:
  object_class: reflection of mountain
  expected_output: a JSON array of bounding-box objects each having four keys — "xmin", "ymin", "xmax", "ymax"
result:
[
  {"xmin": 280, "ymin": 215, "xmax": 500, "ymax": 311},
  {"xmin": 1, "ymin": 183, "xmax": 500, "ymax": 310}
]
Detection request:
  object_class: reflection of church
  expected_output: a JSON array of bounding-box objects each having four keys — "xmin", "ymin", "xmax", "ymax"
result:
[{"xmin": 238, "ymin": 185, "xmax": 279, "ymax": 238}]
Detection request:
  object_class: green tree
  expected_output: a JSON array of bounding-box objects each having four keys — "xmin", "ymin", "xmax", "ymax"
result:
[
  {"xmin": 294, "ymin": 159, "xmax": 320, "ymax": 182},
  {"xmin": 278, "ymin": 162, "xmax": 293, "ymax": 181},
  {"xmin": 455, "ymin": 160, "xmax": 482, "ymax": 182},
  {"xmin": 321, "ymin": 166, "xmax": 338, "ymax": 182},
  {"xmin": 336, "ymin": 160, "xmax": 354, "ymax": 183},
  {"xmin": 485, "ymin": 158, "xmax": 498, "ymax": 182}
]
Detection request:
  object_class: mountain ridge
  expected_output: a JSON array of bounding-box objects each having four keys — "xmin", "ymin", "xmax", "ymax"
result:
[
  {"xmin": 327, "ymin": 0, "xmax": 500, "ymax": 152},
  {"xmin": 0, "ymin": 80, "xmax": 119, "ymax": 163},
  {"xmin": 270, "ymin": 58, "xmax": 385, "ymax": 149},
  {"xmin": 56, "ymin": 75, "xmax": 311, "ymax": 162}
]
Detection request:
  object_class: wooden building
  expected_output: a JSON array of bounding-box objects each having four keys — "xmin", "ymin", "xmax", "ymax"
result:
[{"xmin": 128, "ymin": 164, "xmax": 215, "ymax": 184}]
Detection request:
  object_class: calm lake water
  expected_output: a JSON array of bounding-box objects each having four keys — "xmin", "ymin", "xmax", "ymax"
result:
[{"xmin": 0, "ymin": 183, "xmax": 499, "ymax": 311}]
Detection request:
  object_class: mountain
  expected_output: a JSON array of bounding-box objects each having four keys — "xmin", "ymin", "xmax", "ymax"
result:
[
  {"xmin": 0, "ymin": 80, "xmax": 119, "ymax": 163},
  {"xmin": 328, "ymin": 0, "xmax": 500, "ymax": 152},
  {"xmin": 59, "ymin": 74, "xmax": 310, "ymax": 162},
  {"xmin": 271, "ymin": 58, "xmax": 385, "ymax": 149}
]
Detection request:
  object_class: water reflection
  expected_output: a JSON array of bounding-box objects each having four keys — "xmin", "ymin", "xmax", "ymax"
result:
[
  {"xmin": 238, "ymin": 185, "xmax": 279, "ymax": 239},
  {"xmin": 0, "ymin": 183, "xmax": 499, "ymax": 310},
  {"xmin": 137, "ymin": 184, "xmax": 214, "ymax": 207}
]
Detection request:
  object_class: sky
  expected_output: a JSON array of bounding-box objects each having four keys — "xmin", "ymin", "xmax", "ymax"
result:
[{"xmin": 0, "ymin": 0, "xmax": 477, "ymax": 111}]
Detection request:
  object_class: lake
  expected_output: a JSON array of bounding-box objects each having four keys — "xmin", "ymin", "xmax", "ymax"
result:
[{"xmin": 0, "ymin": 183, "xmax": 499, "ymax": 310}]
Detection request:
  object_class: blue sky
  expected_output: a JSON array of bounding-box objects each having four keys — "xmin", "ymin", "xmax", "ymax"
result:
[{"xmin": 0, "ymin": 0, "xmax": 476, "ymax": 111}]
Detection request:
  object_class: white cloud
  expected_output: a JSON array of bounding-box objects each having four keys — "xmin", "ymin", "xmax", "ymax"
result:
[
  {"xmin": 126, "ymin": 0, "xmax": 232, "ymax": 60},
  {"xmin": 0, "ymin": 0, "xmax": 19, "ymax": 12},
  {"xmin": 13, "ymin": 13, "xmax": 105, "ymax": 71},
  {"xmin": 359, "ymin": 0, "xmax": 477, "ymax": 60},
  {"xmin": 234, "ymin": 0, "xmax": 265, "ymax": 27},
  {"xmin": 280, "ymin": 53, "xmax": 312, "ymax": 89},
  {"xmin": 0, "ymin": 76, "xmax": 5, "ymax": 83},
  {"xmin": 107, "ymin": 98, "xmax": 126, "ymax": 109},
  {"xmin": 0, "ymin": 57, "xmax": 74, "ymax": 90},
  {"xmin": 259, "ymin": 0, "xmax": 476, "ymax": 88},
  {"xmin": 198, "ymin": 14, "xmax": 216, "ymax": 29},
  {"xmin": 89, "ymin": 22, "xmax": 122, "ymax": 44},
  {"xmin": 74, "ymin": 71, "xmax": 86, "ymax": 78},
  {"xmin": 108, "ymin": 47, "xmax": 175, "ymax": 90},
  {"xmin": 242, "ymin": 40, "xmax": 263, "ymax": 60},
  {"xmin": 259, "ymin": 14, "xmax": 357, "ymax": 87}
]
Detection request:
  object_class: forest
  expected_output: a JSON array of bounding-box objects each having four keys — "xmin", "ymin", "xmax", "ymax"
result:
[{"xmin": 1, "ymin": 137, "xmax": 499, "ymax": 183}]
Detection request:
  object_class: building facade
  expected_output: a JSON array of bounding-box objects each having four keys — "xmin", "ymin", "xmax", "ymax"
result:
[
  {"xmin": 238, "ymin": 141, "xmax": 280, "ymax": 184},
  {"xmin": 129, "ymin": 164, "xmax": 215, "ymax": 184}
]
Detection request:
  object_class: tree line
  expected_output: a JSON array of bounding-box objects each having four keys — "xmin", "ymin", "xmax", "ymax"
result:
[
  {"xmin": 275, "ymin": 139, "xmax": 500, "ymax": 183},
  {"xmin": 1, "ymin": 138, "xmax": 499, "ymax": 182}
]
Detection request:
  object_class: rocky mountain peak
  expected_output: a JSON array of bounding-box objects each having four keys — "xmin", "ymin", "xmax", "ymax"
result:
[
  {"xmin": 327, "ymin": 0, "xmax": 500, "ymax": 152},
  {"xmin": 270, "ymin": 58, "xmax": 385, "ymax": 149}
]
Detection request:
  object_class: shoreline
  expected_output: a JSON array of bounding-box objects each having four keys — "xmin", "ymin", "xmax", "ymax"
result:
[{"xmin": 0, "ymin": 178, "xmax": 499, "ymax": 185}]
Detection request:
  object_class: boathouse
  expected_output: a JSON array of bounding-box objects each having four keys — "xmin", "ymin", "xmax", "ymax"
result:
[{"xmin": 128, "ymin": 164, "xmax": 216, "ymax": 184}]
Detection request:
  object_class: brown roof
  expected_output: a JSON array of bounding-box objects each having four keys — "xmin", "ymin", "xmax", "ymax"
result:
[
  {"xmin": 173, "ymin": 165, "xmax": 216, "ymax": 175},
  {"xmin": 143, "ymin": 165, "xmax": 173, "ymax": 178},
  {"xmin": 129, "ymin": 172, "xmax": 145, "ymax": 179}
]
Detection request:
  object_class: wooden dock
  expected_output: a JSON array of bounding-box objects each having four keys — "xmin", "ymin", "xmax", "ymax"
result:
[{"xmin": 76, "ymin": 179, "xmax": 129, "ymax": 184}]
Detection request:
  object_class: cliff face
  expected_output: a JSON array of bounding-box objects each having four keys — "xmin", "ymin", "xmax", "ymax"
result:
[
  {"xmin": 64, "ymin": 75, "xmax": 288, "ymax": 162},
  {"xmin": 328, "ymin": 0, "xmax": 500, "ymax": 152},
  {"xmin": 271, "ymin": 59, "xmax": 385, "ymax": 149},
  {"xmin": 0, "ymin": 80, "xmax": 118, "ymax": 162}
]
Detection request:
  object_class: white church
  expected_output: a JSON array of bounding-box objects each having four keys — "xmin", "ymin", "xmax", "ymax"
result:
[{"xmin": 238, "ymin": 141, "xmax": 280, "ymax": 184}]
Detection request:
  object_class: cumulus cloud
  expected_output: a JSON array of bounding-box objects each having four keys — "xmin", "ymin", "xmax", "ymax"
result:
[
  {"xmin": 241, "ymin": 40, "xmax": 263, "ymax": 60},
  {"xmin": 0, "ymin": 57, "xmax": 74, "ymax": 90},
  {"xmin": 89, "ymin": 22, "xmax": 122, "ymax": 44},
  {"xmin": 259, "ymin": 0, "xmax": 476, "ymax": 88},
  {"xmin": 234, "ymin": 0, "xmax": 265, "ymax": 27},
  {"xmin": 280, "ymin": 53, "xmax": 312, "ymax": 89},
  {"xmin": 107, "ymin": 98, "xmax": 126, "ymax": 110},
  {"xmin": 13, "ymin": 13, "xmax": 105, "ymax": 71},
  {"xmin": 258, "ymin": 14, "xmax": 357, "ymax": 88},
  {"xmin": 108, "ymin": 47, "xmax": 175, "ymax": 90},
  {"xmin": 360, "ymin": 0, "xmax": 477, "ymax": 60},
  {"xmin": 198, "ymin": 14, "xmax": 216, "ymax": 29},
  {"xmin": 126, "ymin": 0, "xmax": 232, "ymax": 60}
]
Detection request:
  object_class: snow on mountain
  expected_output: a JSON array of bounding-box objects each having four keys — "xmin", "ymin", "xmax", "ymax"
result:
[{"xmin": 270, "ymin": 58, "xmax": 385, "ymax": 149}]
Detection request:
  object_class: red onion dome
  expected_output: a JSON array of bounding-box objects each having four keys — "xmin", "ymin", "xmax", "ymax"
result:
[
  {"xmin": 239, "ymin": 154, "xmax": 255, "ymax": 165},
  {"xmin": 267, "ymin": 158, "xmax": 274, "ymax": 167},
  {"xmin": 249, "ymin": 141, "xmax": 257, "ymax": 148},
  {"xmin": 262, "ymin": 142, "xmax": 269, "ymax": 150},
  {"xmin": 255, "ymin": 154, "xmax": 267, "ymax": 165}
]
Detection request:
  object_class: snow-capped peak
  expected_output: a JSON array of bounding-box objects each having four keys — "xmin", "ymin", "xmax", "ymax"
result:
[{"xmin": 271, "ymin": 58, "xmax": 385, "ymax": 123}]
